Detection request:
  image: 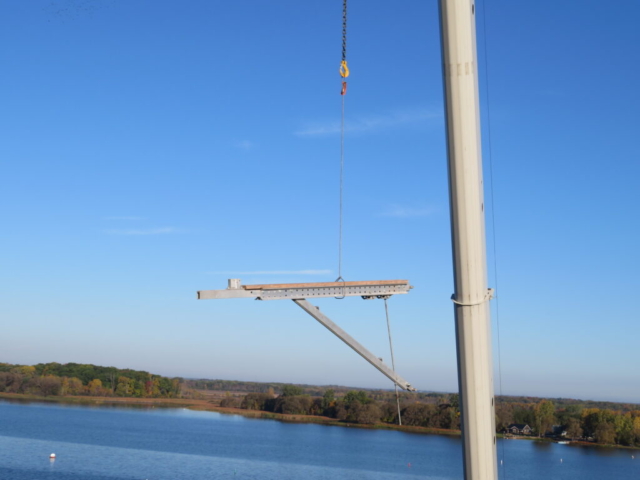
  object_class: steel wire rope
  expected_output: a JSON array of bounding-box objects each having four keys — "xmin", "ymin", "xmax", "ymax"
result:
[
  {"xmin": 384, "ymin": 298, "xmax": 403, "ymax": 425},
  {"xmin": 480, "ymin": 0, "xmax": 507, "ymax": 475},
  {"xmin": 335, "ymin": 4, "xmax": 403, "ymax": 420},
  {"xmin": 335, "ymin": 0, "xmax": 348, "ymax": 298},
  {"xmin": 337, "ymin": 92, "xmax": 345, "ymax": 283},
  {"xmin": 333, "ymin": 3, "xmax": 404, "ymax": 427}
]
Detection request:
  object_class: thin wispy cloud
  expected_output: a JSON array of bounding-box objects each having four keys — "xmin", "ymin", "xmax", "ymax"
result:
[
  {"xmin": 207, "ymin": 269, "xmax": 332, "ymax": 275},
  {"xmin": 295, "ymin": 108, "xmax": 441, "ymax": 136},
  {"xmin": 105, "ymin": 227, "xmax": 179, "ymax": 236},
  {"xmin": 104, "ymin": 216, "xmax": 145, "ymax": 221},
  {"xmin": 380, "ymin": 205, "xmax": 437, "ymax": 218}
]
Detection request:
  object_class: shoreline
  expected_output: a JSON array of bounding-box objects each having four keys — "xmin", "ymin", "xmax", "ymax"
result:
[
  {"xmin": 0, "ymin": 392, "xmax": 458, "ymax": 436},
  {"xmin": 2, "ymin": 393, "xmax": 637, "ymax": 451}
]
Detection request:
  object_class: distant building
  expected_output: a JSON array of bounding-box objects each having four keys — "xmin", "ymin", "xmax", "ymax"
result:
[
  {"xmin": 552, "ymin": 425, "xmax": 567, "ymax": 437},
  {"xmin": 506, "ymin": 424, "xmax": 532, "ymax": 435}
]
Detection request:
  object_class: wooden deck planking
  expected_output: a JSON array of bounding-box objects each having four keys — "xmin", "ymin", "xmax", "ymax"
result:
[{"xmin": 242, "ymin": 280, "xmax": 409, "ymax": 290}]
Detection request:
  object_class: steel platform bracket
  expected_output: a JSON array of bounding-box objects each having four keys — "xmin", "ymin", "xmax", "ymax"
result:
[{"xmin": 197, "ymin": 279, "xmax": 416, "ymax": 391}]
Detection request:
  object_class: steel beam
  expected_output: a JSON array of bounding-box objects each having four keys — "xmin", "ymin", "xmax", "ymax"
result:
[
  {"xmin": 198, "ymin": 288, "xmax": 263, "ymax": 300},
  {"xmin": 293, "ymin": 298, "xmax": 415, "ymax": 391}
]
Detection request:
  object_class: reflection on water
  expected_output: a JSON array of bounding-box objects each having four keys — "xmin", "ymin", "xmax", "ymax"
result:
[
  {"xmin": 0, "ymin": 396, "xmax": 181, "ymax": 411},
  {"xmin": 531, "ymin": 440, "xmax": 553, "ymax": 451}
]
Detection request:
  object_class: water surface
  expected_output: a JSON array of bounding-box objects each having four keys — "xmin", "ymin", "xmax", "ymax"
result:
[{"xmin": 0, "ymin": 401, "xmax": 637, "ymax": 479}]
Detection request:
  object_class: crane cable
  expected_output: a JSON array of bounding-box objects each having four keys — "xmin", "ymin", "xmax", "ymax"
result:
[
  {"xmin": 480, "ymin": 0, "xmax": 507, "ymax": 475},
  {"xmin": 384, "ymin": 298, "xmax": 403, "ymax": 425},
  {"xmin": 336, "ymin": 0, "xmax": 348, "ymax": 288},
  {"xmin": 336, "ymin": 2, "xmax": 403, "ymax": 423}
]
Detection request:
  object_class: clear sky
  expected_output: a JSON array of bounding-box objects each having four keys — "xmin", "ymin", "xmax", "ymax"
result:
[{"xmin": 1, "ymin": 0, "xmax": 638, "ymax": 403}]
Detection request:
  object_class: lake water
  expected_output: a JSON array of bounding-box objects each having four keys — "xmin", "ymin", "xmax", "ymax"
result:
[{"xmin": 0, "ymin": 401, "xmax": 637, "ymax": 479}]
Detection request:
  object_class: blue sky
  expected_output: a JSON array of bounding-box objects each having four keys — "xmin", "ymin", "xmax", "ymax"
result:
[{"xmin": 1, "ymin": 0, "xmax": 638, "ymax": 403}]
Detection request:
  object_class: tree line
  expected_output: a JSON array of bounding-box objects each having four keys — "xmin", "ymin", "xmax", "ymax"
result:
[
  {"xmin": 496, "ymin": 399, "xmax": 640, "ymax": 446},
  {"xmin": 186, "ymin": 379, "xmax": 369, "ymax": 397},
  {"xmin": 230, "ymin": 387, "xmax": 640, "ymax": 447},
  {"xmin": 0, "ymin": 362, "xmax": 181, "ymax": 398},
  {"xmin": 224, "ymin": 385, "xmax": 461, "ymax": 430},
  {"xmin": 190, "ymin": 378, "xmax": 640, "ymax": 414}
]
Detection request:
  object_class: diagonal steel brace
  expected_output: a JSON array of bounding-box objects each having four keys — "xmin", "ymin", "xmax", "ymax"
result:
[{"xmin": 293, "ymin": 299, "xmax": 415, "ymax": 391}]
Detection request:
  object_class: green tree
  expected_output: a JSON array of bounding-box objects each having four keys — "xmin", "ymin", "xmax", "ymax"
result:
[
  {"xmin": 495, "ymin": 403, "xmax": 514, "ymax": 432},
  {"xmin": 555, "ymin": 404, "xmax": 582, "ymax": 425},
  {"xmin": 115, "ymin": 376, "xmax": 135, "ymax": 397},
  {"xmin": 343, "ymin": 390, "xmax": 371, "ymax": 406},
  {"xmin": 66, "ymin": 377, "xmax": 84, "ymax": 395},
  {"xmin": 565, "ymin": 417, "xmax": 583, "ymax": 440},
  {"xmin": 353, "ymin": 403, "xmax": 382, "ymax": 425},
  {"xmin": 322, "ymin": 389, "xmax": 335, "ymax": 409},
  {"xmin": 534, "ymin": 400, "xmax": 555, "ymax": 437},
  {"xmin": 309, "ymin": 398, "xmax": 324, "ymax": 416},
  {"xmin": 282, "ymin": 385, "xmax": 303, "ymax": 397},
  {"xmin": 60, "ymin": 377, "xmax": 70, "ymax": 396},
  {"xmin": 401, "ymin": 403, "xmax": 436, "ymax": 427},
  {"xmin": 278, "ymin": 397, "xmax": 304, "ymax": 415},
  {"xmin": 581, "ymin": 408, "xmax": 601, "ymax": 437},
  {"xmin": 11, "ymin": 366, "xmax": 35, "ymax": 377},
  {"xmin": 595, "ymin": 422, "xmax": 616, "ymax": 445},
  {"xmin": 614, "ymin": 413, "xmax": 634, "ymax": 446},
  {"xmin": 582, "ymin": 408, "xmax": 616, "ymax": 439},
  {"xmin": 241, "ymin": 393, "xmax": 272, "ymax": 410},
  {"xmin": 512, "ymin": 404, "xmax": 535, "ymax": 426},
  {"xmin": 449, "ymin": 393, "xmax": 460, "ymax": 412},
  {"xmin": 633, "ymin": 416, "xmax": 640, "ymax": 445}
]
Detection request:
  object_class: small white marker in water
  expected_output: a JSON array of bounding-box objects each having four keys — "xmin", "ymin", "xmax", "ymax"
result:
[
  {"xmin": 50, "ymin": 453, "xmax": 56, "ymax": 459},
  {"xmin": 560, "ymin": 458, "xmax": 563, "ymax": 463},
  {"xmin": 500, "ymin": 460, "xmax": 503, "ymax": 465}
]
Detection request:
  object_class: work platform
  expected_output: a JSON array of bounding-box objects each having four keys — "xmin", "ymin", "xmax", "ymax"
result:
[
  {"xmin": 197, "ymin": 278, "xmax": 416, "ymax": 391},
  {"xmin": 197, "ymin": 279, "xmax": 412, "ymax": 301}
]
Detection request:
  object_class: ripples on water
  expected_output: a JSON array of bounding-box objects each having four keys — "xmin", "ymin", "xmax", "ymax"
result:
[{"xmin": 0, "ymin": 401, "xmax": 637, "ymax": 479}]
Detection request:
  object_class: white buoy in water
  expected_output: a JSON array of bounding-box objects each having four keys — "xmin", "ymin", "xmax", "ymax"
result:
[
  {"xmin": 50, "ymin": 453, "xmax": 56, "ymax": 459},
  {"xmin": 560, "ymin": 458, "xmax": 563, "ymax": 463}
]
